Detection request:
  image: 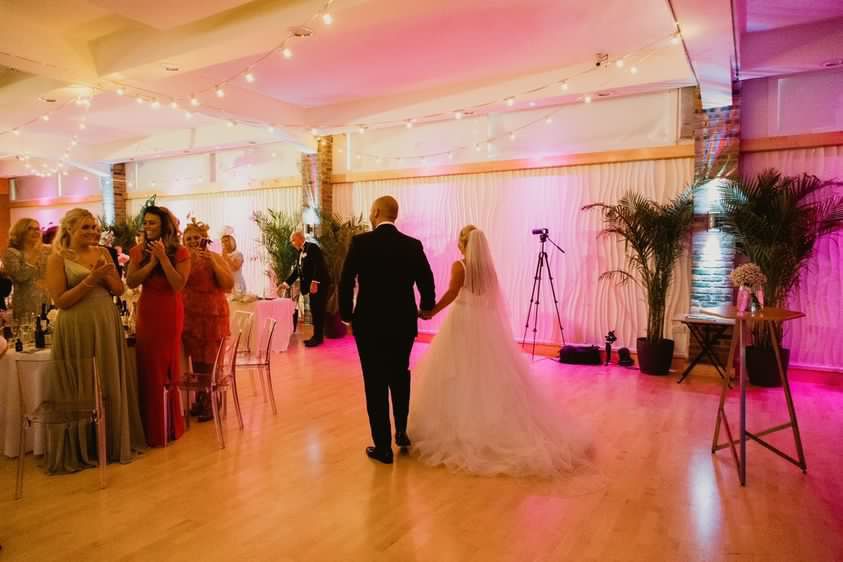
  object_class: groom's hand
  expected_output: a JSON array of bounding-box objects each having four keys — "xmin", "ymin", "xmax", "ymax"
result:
[{"xmin": 419, "ymin": 309, "xmax": 433, "ymax": 320}]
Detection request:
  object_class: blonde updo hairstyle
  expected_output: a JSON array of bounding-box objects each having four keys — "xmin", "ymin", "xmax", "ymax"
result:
[
  {"xmin": 458, "ymin": 224, "xmax": 478, "ymax": 254},
  {"xmin": 183, "ymin": 217, "xmax": 210, "ymax": 241},
  {"xmin": 53, "ymin": 208, "xmax": 96, "ymax": 255}
]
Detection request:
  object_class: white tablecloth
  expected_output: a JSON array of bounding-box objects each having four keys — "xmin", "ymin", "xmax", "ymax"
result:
[
  {"xmin": 0, "ymin": 349, "xmax": 53, "ymax": 457},
  {"xmin": 228, "ymin": 298, "xmax": 295, "ymax": 353}
]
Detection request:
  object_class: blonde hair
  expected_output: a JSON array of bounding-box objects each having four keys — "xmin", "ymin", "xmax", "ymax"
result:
[
  {"xmin": 458, "ymin": 225, "xmax": 478, "ymax": 253},
  {"xmin": 53, "ymin": 208, "xmax": 96, "ymax": 254},
  {"xmin": 221, "ymin": 234, "xmax": 237, "ymax": 251},
  {"xmin": 8, "ymin": 218, "xmax": 39, "ymax": 250},
  {"xmin": 184, "ymin": 217, "xmax": 210, "ymax": 239}
]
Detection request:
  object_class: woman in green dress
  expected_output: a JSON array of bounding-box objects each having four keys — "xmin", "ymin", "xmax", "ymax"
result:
[
  {"xmin": 2, "ymin": 218, "xmax": 50, "ymax": 322},
  {"xmin": 44, "ymin": 208, "xmax": 146, "ymax": 473}
]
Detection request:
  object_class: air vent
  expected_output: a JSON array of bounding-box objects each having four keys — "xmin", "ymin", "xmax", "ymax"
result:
[
  {"xmin": 39, "ymin": 96, "xmax": 57, "ymax": 103},
  {"xmin": 290, "ymin": 26, "xmax": 313, "ymax": 37}
]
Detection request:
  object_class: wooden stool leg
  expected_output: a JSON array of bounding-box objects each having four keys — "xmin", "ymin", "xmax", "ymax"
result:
[{"xmin": 769, "ymin": 322, "xmax": 807, "ymax": 472}]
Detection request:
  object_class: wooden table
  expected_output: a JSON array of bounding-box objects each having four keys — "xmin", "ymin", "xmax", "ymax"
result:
[
  {"xmin": 703, "ymin": 305, "xmax": 807, "ymax": 486},
  {"xmin": 675, "ymin": 313, "xmax": 734, "ymax": 384}
]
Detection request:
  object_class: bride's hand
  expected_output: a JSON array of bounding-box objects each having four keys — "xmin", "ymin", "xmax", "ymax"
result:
[{"xmin": 419, "ymin": 309, "xmax": 434, "ymax": 320}]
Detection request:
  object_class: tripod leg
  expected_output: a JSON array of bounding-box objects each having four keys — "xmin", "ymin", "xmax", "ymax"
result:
[
  {"xmin": 531, "ymin": 253, "xmax": 545, "ymax": 359},
  {"xmin": 542, "ymin": 252, "xmax": 566, "ymax": 346},
  {"xmin": 522, "ymin": 253, "xmax": 544, "ymax": 348}
]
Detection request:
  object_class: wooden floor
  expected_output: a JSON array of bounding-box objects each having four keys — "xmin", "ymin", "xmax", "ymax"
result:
[{"xmin": 2, "ymin": 332, "xmax": 842, "ymax": 562}]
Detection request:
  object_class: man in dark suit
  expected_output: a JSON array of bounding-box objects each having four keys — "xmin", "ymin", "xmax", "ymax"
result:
[
  {"xmin": 340, "ymin": 196, "xmax": 435, "ymax": 464},
  {"xmin": 281, "ymin": 231, "xmax": 330, "ymax": 347}
]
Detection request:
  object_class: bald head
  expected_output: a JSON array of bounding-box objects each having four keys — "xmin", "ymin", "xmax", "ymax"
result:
[
  {"xmin": 289, "ymin": 231, "xmax": 305, "ymax": 250},
  {"xmin": 369, "ymin": 196, "xmax": 399, "ymax": 227}
]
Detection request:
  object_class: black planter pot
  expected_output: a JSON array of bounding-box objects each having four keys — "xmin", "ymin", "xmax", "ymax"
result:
[
  {"xmin": 746, "ymin": 346, "xmax": 789, "ymax": 387},
  {"xmin": 637, "ymin": 337, "xmax": 675, "ymax": 376},
  {"xmin": 325, "ymin": 312, "xmax": 347, "ymax": 339}
]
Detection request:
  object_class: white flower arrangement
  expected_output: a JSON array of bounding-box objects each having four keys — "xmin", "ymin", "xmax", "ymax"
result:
[{"xmin": 730, "ymin": 263, "xmax": 767, "ymax": 289}]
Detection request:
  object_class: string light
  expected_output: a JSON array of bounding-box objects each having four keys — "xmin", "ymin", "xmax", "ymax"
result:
[
  {"xmin": 509, "ymin": 132, "xmax": 516, "ymax": 141},
  {"xmin": 170, "ymin": 101, "xmax": 179, "ymax": 109},
  {"xmin": 560, "ymin": 81, "xmax": 569, "ymax": 91},
  {"xmin": 630, "ymin": 66, "xmax": 639, "ymax": 74},
  {"xmin": 227, "ymin": 120, "xmax": 236, "ymax": 127},
  {"xmin": 545, "ymin": 116, "xmax": 553, "ymax": 124},
  {"xmin": 151, "ymin": 99, "xmax": 161, "ymax": 109},
  {"xmin": 190, "ymin": 96, "xmax": 200, "ymax": 107},
  {"xmin": 282, "ymin": 47, "xmax": 293, "ymax": 59},
  {"xmin": 584, "ymin": 95, "xmax": 593, "ymax": 104},
  {"xmin": 216, "ymin": 87, "xmax": 225, "ymax": 98},
  {"xmin": 454, "ymin": 110, "xmax": 463, "ymax": 120},
  {"xmin": 671, "ymin": 33, "xmax": 681, "ymax": 45},
  {"xmin": 79, "ymin": 123, "xmax": 86, "ymax": 130},
  {"xmin": 505, "ymin": 97, "xmax": 515, "ymax": 107},
  {"xmin": 322, "ymin": 13, "xmax": 333, "ymax": 25},
  {"xmin": 185, "ymin": 111, "xmax": 193, "ymax": 119},
  {"xmin": 245, "ymin": 72, "xmax": 256, "ymax": 83},
  {"xmin": 116, "ymin": 87, "xmax": 125, "ymax": 96},
  {"xmin": 311, "ymin": 128, "xmax": 319, "ymax": 136},
  {"xmin": 357, "ymin": 126, "xmax": 367, "ymax": 134},
  {"xmin": 41, "ymin": 114, "xmax": 49, "ymax": 121},
  {"xmin": 405, "ymin": 120, "xmax": 413, "ymax": 129},
  {"xmin": 615, "ymin": 59, "xmax": 625, "ymax": 68},
  {"xmin": 12, "ymin": 129, "xmax": 20, "ymax": 136}
]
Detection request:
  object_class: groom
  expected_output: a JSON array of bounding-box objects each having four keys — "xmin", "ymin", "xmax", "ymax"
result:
[{"xmin": 340, "ymin": 196, "xmax": 435, "ymax": 464}]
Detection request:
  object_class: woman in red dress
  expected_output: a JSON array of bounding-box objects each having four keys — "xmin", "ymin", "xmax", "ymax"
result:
[
  {"xmin": 127, "ymin": 206, "xmax": 191, "ymax": 447},
  {"xmin": 181, "ymin": 219, "xmax": 233, "ymax": 421}
]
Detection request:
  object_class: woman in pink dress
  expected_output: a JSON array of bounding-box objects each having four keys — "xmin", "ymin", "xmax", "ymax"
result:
[
  {"xmin": 127, "ymin": 206, "xmax": 191, "ymax": 447},
  {"xmin": 181, "ymin": 219, "xmax": 233, "ymax": 421}
]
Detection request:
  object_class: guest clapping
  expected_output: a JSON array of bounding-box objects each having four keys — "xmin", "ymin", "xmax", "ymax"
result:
[
  {"xmin": 182, "ymin": 220, "xmax": 233, "ymax": 421},
  {"xmin": 221, "ymin": 234, "xmax": 246, "ymax": 294},
  {"xmin": 3, "ymin": 218, "xmax": 50, "ymax": 322},
  {"xmin": 127, "ymin": 206, "xmax": 191, "ymax": 447}
]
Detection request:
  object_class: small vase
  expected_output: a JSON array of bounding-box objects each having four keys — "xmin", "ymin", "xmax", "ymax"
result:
[
  {"xmin": 737, "ymin": 286, "xmax": 751, "ymax": 313},
  {"xmin": 754, "ymin": 286, "xmax": 765, "ymax": 309}
]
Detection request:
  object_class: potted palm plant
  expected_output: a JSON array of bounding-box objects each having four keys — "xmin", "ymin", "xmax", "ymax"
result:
[
  {"xmin": 252, "ymin": 209, "xmax": 300, "ymax": 292},
  {"xmin": 584, "ymin": 189, "xmax": 694, "ymax": 375},
  {"xmin": 315, "ymin": 210, "xmax": 368, "ymax": 338},
  {"xmin": 720, "ymin": 170, "xmax": 843, "ymax": 386}
]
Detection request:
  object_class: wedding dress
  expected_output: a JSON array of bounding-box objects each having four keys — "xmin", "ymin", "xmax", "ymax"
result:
[{"xmin": 411, "ymin": 229, "xmax": 590, "ymax": 477}]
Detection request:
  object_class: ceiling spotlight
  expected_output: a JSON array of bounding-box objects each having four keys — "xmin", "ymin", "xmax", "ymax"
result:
[
  {"xmin": 116, "ymin": 87, "xmax": 125, "ymax": 96},
  {"xmin": 322, "ymin": 13, "xmax": 333, "ymax": 25},
  {"xmin": 615, "ymin": 59, "xmax": 625, "ymax": 68},
  {"xmin": 282, "ymin": 47, "xmax": 293, "ymax": 59},
  {"xmin": 584, "ymin": 95, "xmax": 593, "ymax": 103},
  {"xmin": 216, "ymin": 87, "xmax": 225, "ymax": 98},
  {"xmin": 41, "ymin": 114, "xmax": 50, "ymax": 121},
  {"xmin": 560, "ymin": 81, "xmax": 569, "ymax": 91},
  {"xmin": 505, "ymin": 97, "xmax": 515, "ymax": 107},
  {"xmin": 454, "ymin": 110, "xmax": 463, "ymax": 120},
  {"xmin": 630, "ymin": 66, "xmax": 639, "ymax": 74},
  {"xmin": 190, "ymin": 96, "xmax": 200, "ymax": 107},
  {"xmin": 245, "ymin": 72, "xmax": 255, "ymax": 83},
  {"xmin": 671, "ymin": 33, "xmax": 681, "ymax": 45}
]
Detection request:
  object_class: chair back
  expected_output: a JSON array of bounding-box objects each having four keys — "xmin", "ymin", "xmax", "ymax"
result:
[
  {"xmin": 16, "ymin": 356, "xmax": 100, "ymax": 423},
  {"xmin": 232, "ymin": 311, "xmax": 254, "ymax": 352},
  {"xmin": 213, "ymin": 331, "xmax": 242, "ymax": 385},
  {"xmin": 255, "ymin": 318, "xmax": 277, "ymax": 365}
]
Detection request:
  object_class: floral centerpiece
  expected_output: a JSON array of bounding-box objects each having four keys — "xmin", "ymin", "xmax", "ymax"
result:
[{"xmin": 730, "ymin": 263, "xmax": 767, "ymax": 312}]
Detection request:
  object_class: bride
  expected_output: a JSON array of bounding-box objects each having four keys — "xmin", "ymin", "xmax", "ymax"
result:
[{"xmin": 411, "ymin": 225, "xmax": 590, "ymax": 477}]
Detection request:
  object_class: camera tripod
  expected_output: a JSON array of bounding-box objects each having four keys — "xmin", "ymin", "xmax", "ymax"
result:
[{"xmin": 521, "ymin": 233, "xmax": 566, "ymax": 359}]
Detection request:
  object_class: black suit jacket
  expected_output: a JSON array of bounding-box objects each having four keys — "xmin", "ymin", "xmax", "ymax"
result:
[
  {"xmin": 339, "ymin": 224, "xmax": 435, "ymax": 339},
  {"xmin": 286, "ymin": 241, "xmax": 329, "ymax": 295}
]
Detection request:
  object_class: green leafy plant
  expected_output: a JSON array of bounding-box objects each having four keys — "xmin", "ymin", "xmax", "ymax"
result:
[
  {"xmin": 720, "ymin": 169, "xmax": 843, "ymax": 347},
  {"xmin": 315, "ymin": 210, "xmax": 368, "ymax": 314},
  {"xmin": 99, "ymin": 195, "xmax": 156, "ymax": 251},
  {"xmin": 252, "ymin": 209, "xmax": 300, "ymax": 286},
  {"xmin": 584, "ymin": 189, "xmax": 694, "ymax": 343}
]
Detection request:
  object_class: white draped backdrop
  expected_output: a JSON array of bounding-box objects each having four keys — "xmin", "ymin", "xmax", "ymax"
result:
[
  {"xmin": 334, "ymin": 157, "xmax": 694, "ymax": 354},
  {"xmin": 127, "ymin": 186, "xmax": 302, "ymax": 297},
  {"xmin": 742, "ymin": 145, "xmax": 843, "ymax": 371}
]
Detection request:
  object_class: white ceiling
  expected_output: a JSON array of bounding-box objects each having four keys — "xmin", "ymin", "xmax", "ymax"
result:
[{"xmin": 0, "ymin": 0, "xmax": 839, "ymax": 176}]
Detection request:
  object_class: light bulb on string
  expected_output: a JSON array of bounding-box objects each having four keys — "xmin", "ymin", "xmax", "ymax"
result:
[
  {"xmin": 545, "ymin": 116, "xmax": 553, "ymax": 124},
  {"xmin": 405, "ymin": 120, "xmax": 413, "ymax": 129},
  {"xmin": 615, "ymin": 59, "xmax": 625, "ymax": 68},
  {"xmin": 322, "ymin": 13, "xmax": 333, "ymax": 25},
  {"xmin": 282, "ymin": 47, "xmax": 293, "ymax": 59},
  {"xmin": 79, "ymin": 123, "xmax": 86, "ymax": 130},
  {"xmin": 185, "ymin": 111, "xmax": 193, "ymax": 119},
  {"xmin": 509, "ymin": 132, "xmax": 516, "ymax": 141},
  {"xmin": 311, "ymin": 128, "xmax": 319, "ymax": 136},
  {"xmin": 41, "ymin": 114, "xmax": 49, "ymax": 121},
  {"xmin": 136, "ymin": 96, "xmax": 144, "ymax": 104},
  {"xmin": 505, "ymin": 97, "xmax": 515, "ymax": 107},
  {"xmin": 116, "ymin": 87, "xmax": 125, "ymax": 96},
  {"xmin": 267, "ymin": 125, "xmax": 275, "ymax": 133},
  {"xmin": 245, "ymin": 72, "xmax": 256, "ymax": 83},
  {"xmin": 671, "ymin": 33, "xmax": 681, "ymax": 45},
  {"xmin": 529, "ymin": 101, "xmax": 536, "ymax": 107},
  {"xmin": 448, "ymin": 152, "xmax": 454, "ymax": 160},
  {"xmin": 12, "ymin": 129, "xmax": 20, "ymax": 136},
  {"xmin": 584, "ymin": 95, "xmax": 593, "ymax": 104},
  {"xmin": 560, "ymin": 81, "xmax": 569, "ymax": 91},
  {"xmin": 630, "ymin": 66, "xmax": 639, "ymax": 74},
  {"xmin": 216, "ymin": 87, "xmax": 225, "ymax": 98},
  {"xmin": 358, "ymin": 126, "xmax": 367, "ymax": 134},
  {"xmin": 190, "ymin": 96, "xmax": 200, "ymax": 107},
  {"xmin": 227, "ymin": 120, "xmax": 236, "ymax": 127},
  {"xmin": 170, "ymin": 101, "xmax": 179, "ymax": 109},
  {"xmin": 454, "ymin": 110, "xmax": 463, "ymax": 120},
  {"xmin": 474, "ymin": 143, "xmax": 481, "ymax": 152},
  {"xmin": 151, "ymin": 99, "xmax": 161, "ymax": 109}
]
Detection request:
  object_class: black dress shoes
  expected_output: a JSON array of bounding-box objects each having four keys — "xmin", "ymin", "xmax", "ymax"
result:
[
  {"xmin": 395, "ymin": 433, "xmax": 411, "ymax": 449},
  {"xmin": 366, "ymin": 446, "xmax": 394, "ymax": 464},
  {"xmin": 304, "ymin": 338, "xmax": 323, "ymax": 348}
]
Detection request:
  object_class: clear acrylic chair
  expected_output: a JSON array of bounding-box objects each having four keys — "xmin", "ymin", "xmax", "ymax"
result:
[
  {"xmin": 235, "ymin": 318, "xmax": 278, "ymax": 415},
  {"xmin": 232, "ymin": 311, "xmax": 254, "ymax": 356},
  {"xmin": 15, "ymin": 356, "xmax": 106, "ymax": 499},
  {"xmin": 177, "ymin": 332, "xmax": 243, "ymax": 449}
]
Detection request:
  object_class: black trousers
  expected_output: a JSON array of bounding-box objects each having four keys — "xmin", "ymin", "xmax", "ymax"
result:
[
  {"xmin": 354, "ymin": 331, "xmax": 415, "ymax": 452},
  {"xmin": 308, "ymin": 287, "xmax": 328, "ymax": 340}
]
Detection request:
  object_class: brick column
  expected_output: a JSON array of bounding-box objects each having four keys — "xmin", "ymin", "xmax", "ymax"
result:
[
  {"xmin": 317, "ymin": 135, "xmax": 333, "ymax": 216},
  {"xmin": 0, "ymin": 178, "xmax": 10, "ymax": 251},
  {"xmin": 689, "ymin": 84, "xmax": 741, "ymax": 363},
  {"xmin": 109, "ymin": 163, "xmax": 128, "ymax": 224},
  {"xmin": 300, "ymin": 152, "xmax": 318, "ymax": 216}
]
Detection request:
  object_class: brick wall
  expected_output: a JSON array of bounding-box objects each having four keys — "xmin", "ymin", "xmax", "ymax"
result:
[{"xmin": 110, "ymin": 163, "xmax": 128, "ymax": 224}]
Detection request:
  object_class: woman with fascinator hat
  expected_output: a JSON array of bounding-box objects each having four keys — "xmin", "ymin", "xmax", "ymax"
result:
[
  {"xmin": 127, "ymin": 205, "xmax": 191, "ymax": 447},
  {"xmin": 181, "ymin": 218, "xmax": 233, "ymax": 421}
]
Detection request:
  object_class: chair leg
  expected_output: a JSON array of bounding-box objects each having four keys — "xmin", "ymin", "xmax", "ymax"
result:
[
  {"xmin": 95, "ymin": 398, "xmax": 107, "ymax": 490},
  {"xmin": 258, "ymin": 367, "xmax": 268, "ymax": 402},
  {"xmin": 183, "ymin": 389, "xmax": 190, "ymax": 431},
  {"xmin": 15, "ymin": 419, "xmax": 26, "ymax": 500},
  {"xmin": 231, "ymin": 376, "xmax": 245, "ymax": 430},
  {"xmin": 211, "ymin": 388, "xmax": 225, "ymax": 449},
  {"xmin": 163, "ymin": 386, "xmax": 169, "ymax": 448},
  {"xmin": 263, "ymin": 365, "xmax": 277, "ymax": 416}
]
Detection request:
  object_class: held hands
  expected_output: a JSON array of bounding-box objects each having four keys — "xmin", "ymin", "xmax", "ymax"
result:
[
  {"xmin": 309, "ymin": 281, "xmax": 319, "ymax": 295},
  {"xmin": 147, "ymin": 240, "xmax": 167, "ymax": 261},
  {"xmin": 419, "ymin": 309, "xmax": 434, "ymax": 320}
]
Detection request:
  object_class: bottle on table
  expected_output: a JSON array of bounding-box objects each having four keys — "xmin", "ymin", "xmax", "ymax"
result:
[{"xmin": 34, "ymin": 317, "xmax": 45, "ymax": 349}]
